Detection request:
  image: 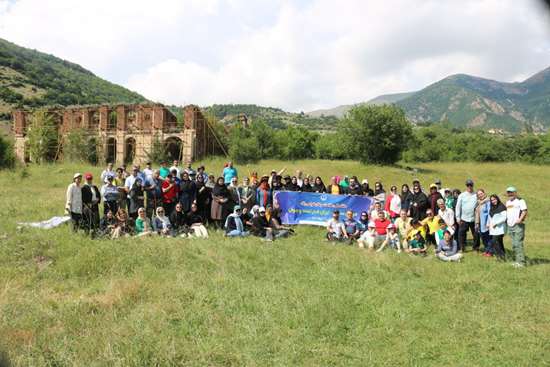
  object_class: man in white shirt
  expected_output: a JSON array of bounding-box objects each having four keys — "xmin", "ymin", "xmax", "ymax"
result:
[
  {"xmin": 100, "ymin": 162, "xmax": 115, "ymax": 184},
  {"xmin": 170, "ymin": 160, "xmax": 181, "ymax": 179},
  {"xmin": 65, "ymin": 173, "xmax": 83, "ymax": 232},
  {"xmin": 506, "ymin": 186, "xmax": 528, "ymax": 268},
  {"xmin": 143, "ymin": 162, "xmax": 154, "ymax": 181},
  {"xmin": 124, "ymin": 166, "xmax": 140, "ymax": 198},
  {"xmin": 326, "ymin": 210, "xmax": 347, "ymax": 241}
]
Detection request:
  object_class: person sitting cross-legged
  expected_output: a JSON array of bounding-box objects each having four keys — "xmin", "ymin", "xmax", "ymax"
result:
[
  {"xmin": 153, "ymin": 207, "xmax": 172, "ymax": 237},
  {"xmin": 225, "ymin": 205, "xmax": 249, "ymax": 237},
  {"xmin": 186, "ymin": 203, "xmax": 209, "ymax": 238},
  {"xmin": 326, "ymin": 210, "xmax": 347, "ymax": 242},
  {"xmin": 251, "ymin": 207, "xmax": 274, "ymax": 241},
  {"xmin": 135, "ymin": 207, "xmax": 154, "ymax": 237},
  {"xmin": 343, "ymin": 210, "xmax": 361, "ymax": 243},
  {"xmin": 357, "ymin": 222, "xmax": 377, "ymax": 250},
  {"xmin": 406, "ymin": 219, "xmax": 427, "ymax": 255},
  {"xmin": 436, "ymin": 229, "xmax": 463, "ymax": 262}
]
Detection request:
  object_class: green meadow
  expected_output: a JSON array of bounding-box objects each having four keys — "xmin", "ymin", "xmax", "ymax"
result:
[{"xmin": 0, "ymin": 159, "xmax": 549, "ymax": 366}]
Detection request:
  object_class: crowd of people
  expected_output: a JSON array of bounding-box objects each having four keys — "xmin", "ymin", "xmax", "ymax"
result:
[{"xmin": 64, "ymin": 160, "xmax": 529, "ymax": 267}]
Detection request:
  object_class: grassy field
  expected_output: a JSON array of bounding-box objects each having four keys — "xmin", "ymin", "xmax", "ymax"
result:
[{"xmin": 0, "ymin": 159, "xmax": 549, "ymax": 366}]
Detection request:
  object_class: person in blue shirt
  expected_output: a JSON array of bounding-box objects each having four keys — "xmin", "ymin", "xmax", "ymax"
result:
[
  {"xmin": 456, "ymin": 179, "xmax": 479, "ymax": 252},
  {"xmin": 475, "ymin": 189, "xmax": 492, "ymax": 256},
  {"xmin": 223, "ymin": 161, "xmax": 238, "ymax": 185}
]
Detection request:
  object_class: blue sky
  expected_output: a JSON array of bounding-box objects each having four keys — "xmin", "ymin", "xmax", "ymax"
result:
[{"xmin": 1, "ymin": 0, "xmax": 549, "ymax": 111}]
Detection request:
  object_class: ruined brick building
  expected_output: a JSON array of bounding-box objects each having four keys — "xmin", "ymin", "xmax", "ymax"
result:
[{"xmin": 13, "ymin": 103, "xmax": 225, "ymax": 165}]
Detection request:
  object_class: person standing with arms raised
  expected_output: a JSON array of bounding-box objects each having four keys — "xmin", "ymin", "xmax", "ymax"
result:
[{"xmin": 506, "ymin": 187, "xmax": 528, "ymax": 268}]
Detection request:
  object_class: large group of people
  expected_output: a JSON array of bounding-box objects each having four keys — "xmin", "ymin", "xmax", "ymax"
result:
[{"xmin": 65, "ymin": 160, "xmax": 529, "ymax": 267}]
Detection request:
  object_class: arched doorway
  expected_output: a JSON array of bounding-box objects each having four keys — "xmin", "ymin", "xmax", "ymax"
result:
[
  {"xmin": 124, "ymin": 137, "xmax": 136, "ymax": 164},
  {"xmin": 106, "ymin": 138, "xmax": 117, "ymax": 164},
  {"xmin": 165, "ymin": 137, "xmax": 182, "ymax": 162}
]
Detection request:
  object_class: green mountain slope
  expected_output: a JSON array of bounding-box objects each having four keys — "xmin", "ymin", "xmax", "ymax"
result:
[
  {"xmin": 203, "ymin": 104, "xmax": 339, "ymax": 130},
  {"xmin": 0, "ymin": 38, "xmax": 147, "ymax": 122}
]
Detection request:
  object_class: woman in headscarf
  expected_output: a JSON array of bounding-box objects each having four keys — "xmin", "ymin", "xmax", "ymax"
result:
[
  {"xmin": 187, "ymin": 202, "xmax": 209, "ymax": 238},
  {"xmin": 195, "ymin": 173, "xmax": 211, "ymax": 224},
  {"xmin": 153, "ymin": 206, "xmax": 172, "ymax": 236},
  {"xmin": 301, "ymin": 177, "xmax": 313, "ymax": 192},
  {"xmin": 286, "ymin": 176, "xmax": 301, "ymax": 192},
  {"xmin": 339, "ymin": 176, "xmax": 350, "ymax": 194},
  {"xmin": 312, "ymin": 176, "xmax": 326, "ymax": 193},
  {"xmin": 128, "ymin": 177, "xmax": 145, "ymax": 221},
  {"xmin": 488, "ymin": 194, "xmax": 507, "ymax": 260},
  {"xmin": 135, "ymin": 207, "xmax": 153, "ymax": 237},
  {"xmin": 169, "ymin": 202, "xmax": 188, "ymax": 237},
  {"xmin": 179, "ymin": 171, "xmax": 196, "ymax": 213},
  {"xmin": 256, "ymin": 177, "xmax": 272, "ymax": 208},
  {"xmin": 373, "ymin": 181, "xmax": 386, "ymax": 205},
  {"xmin": 400, "ymin": 184, "xmax": 413, "ymax": 213},
  {"xmin": 410, "ymin": 184, "xmax": 429, "ymax": 221},
  {"xmin": 240, "ymin": 177, "xmax": 256, "ymax": 210},
  {"xmin": 224, "ymin": 205, "xmax": 249, "ymax": 237},
  {"xmin": 211, "ymin": 177, "xmax": 231, "ymax": 228},
  {"xmin": 361, "ymin": 179, "xmax": 374, "ymax": 196},
  {"xmin": 111, "ymin": 208, "xmax": 131, "ymax": 239}
]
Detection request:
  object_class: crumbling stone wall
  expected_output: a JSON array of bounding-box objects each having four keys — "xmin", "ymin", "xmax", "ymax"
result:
[{"xmin": 13, "ymin": 104, "xmax": 222, "ymax": 165}]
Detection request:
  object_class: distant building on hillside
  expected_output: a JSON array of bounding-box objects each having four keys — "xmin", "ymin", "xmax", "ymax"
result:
[{"xmin": 12, "ymin": 103, "xmax": 225, "ymax": 165}]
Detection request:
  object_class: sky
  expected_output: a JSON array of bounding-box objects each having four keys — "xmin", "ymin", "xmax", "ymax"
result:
[{"xmin": 1, "ymin": 0, "xmax": 550, "ymax": 112}]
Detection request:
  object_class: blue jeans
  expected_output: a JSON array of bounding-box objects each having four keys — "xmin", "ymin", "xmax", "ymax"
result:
[
  {"xmin": 479, "ymin": 231, "xmax": 492, "ymax": 253},
  {"xmin": 227, "ymin": 230, "xmax": 249, "ymax": 237}
]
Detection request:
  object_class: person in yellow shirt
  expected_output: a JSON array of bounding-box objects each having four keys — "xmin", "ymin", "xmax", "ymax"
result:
[{"xmin": 421, "ymin": 209, "xmax": 440, "ymax": 248}]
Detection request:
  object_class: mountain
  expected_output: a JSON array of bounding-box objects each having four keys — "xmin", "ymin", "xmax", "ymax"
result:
[
  {"xmin": 203, "ymin": 104, "xmax": 339, "ymax": 131},
  {"xmin": 307, "ymin": 67, "xmax": 550, "ymax": 132},
  {"xmin": 307, "ymin": 92, "xmax": 414, "ymax": 118},
  {"xmin": 0, "ymin": 38, "xmax": 146, "ymax": 125}
]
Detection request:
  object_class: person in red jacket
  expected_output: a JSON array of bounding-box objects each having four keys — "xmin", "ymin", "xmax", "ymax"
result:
[
  {"xmin": 384, "ymin": 185, "xmax": 402, "ymax": 221},
  {"xmin": 162, "ymin": 173, "xmax": 179, "ymax": 216},
  {"xmin": 373, "ymin": 210, "xmax": 391, "ymax": 249}
]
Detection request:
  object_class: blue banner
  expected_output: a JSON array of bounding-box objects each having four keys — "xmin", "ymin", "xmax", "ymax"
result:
[{"xmin": 274, "ymin": 191, "xmax": 373, "ymax": 226}]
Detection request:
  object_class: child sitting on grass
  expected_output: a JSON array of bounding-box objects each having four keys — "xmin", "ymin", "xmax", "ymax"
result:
[
  {"xmin": 376, "ymin": 223, "xmax": 402, "ymax": 253},
  {"xmin": 406, "ymin": 220, "xmax": 427, "ymax": 255},
  {"xmin": 357, "ymin": 222, "xmax": 377, "ymax": 250}
]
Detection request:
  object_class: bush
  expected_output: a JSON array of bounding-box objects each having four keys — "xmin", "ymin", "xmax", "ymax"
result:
[
  {"xmin": 145, "ymin": 136, "xmax": 171, "ymax": 165},
  {"xmin": 276, "ymin": 126, "xmax": 318, "ymax": 160},
  {"xmin": 339, "ymin": 105, "xmax": 413, "ymax": 164},
  {"xmin": 315, "ymin": 132, "xmax": 350, "ymax": 160},
  {"xmin": 0, "ymin": 134, "xmax": 16, "ymax": 169},
  {"xmin": 26, "ymin": 110, "xmax": 59, "ymax": 163}
]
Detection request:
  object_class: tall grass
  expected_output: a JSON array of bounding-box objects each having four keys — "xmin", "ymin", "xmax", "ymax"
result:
[{"xmin": 0, "ymin": 160, "xmax": 549, "ymax": 366}]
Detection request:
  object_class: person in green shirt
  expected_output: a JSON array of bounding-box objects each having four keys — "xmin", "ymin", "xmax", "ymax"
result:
[
  {"xmin": 159, "ymin": 161, "xmax": 170, "ymax": 179},
  {"xmin": 135, "ymin": 207, "xmax": 153, "ymax": 237}
]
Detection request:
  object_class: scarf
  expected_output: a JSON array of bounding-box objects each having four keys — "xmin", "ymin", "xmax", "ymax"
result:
[
  {"xmin": 212, "ymin": 182, "xmax": 229, "ymax": 197},
  {"xmin": 489, "ymin": 201, "xmax": 506, "ymax": 217}
]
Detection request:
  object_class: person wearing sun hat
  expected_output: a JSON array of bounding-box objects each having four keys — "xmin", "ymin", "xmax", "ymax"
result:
[
  {"xmin": 65, "ymin": 173, "xmax": 83, "ymax": 232},
  {"xmin": 505, "ymin": 186, "xmax": 528, "ymax": 268}
]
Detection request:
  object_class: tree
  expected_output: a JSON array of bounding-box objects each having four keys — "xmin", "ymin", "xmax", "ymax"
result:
[
  {"xmin": 339, "ymin": 105, "xmax": 412, "ymax": 164},
  {"xmin": 26, "ymin": 109, "xmax": 59, "ymax": 163},
  {"xmin": 228, "ymin": 125, "xmax": 260, "ymax": 164},
  {"xmin": 0, "ymin": 134, "xmax": 15, "ymax": 169},
  {"xmin": 276, "ymin": 126, "xmax": 318, "ymax": 160}
]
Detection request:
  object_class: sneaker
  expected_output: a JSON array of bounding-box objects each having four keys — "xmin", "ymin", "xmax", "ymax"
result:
[{"xmin": 511, "ymin": 262, "xmax": 525, "ymax": 268}]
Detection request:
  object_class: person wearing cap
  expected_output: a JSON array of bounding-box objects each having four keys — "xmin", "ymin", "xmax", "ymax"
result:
[
  {"xmin": 436, "ymin": 229, "xmax": 463, "ymax": 262},
  {"xmin": 456, "ymin": 179, "xmax": 479, "ymax": 252},
  {"xmin": 100, "ymin": 162, "xmax": 115, "ymax": 184},
  {"xmin": 66, "ymin": 173, "xmax": 83, "ymax": 232},
  {"xmin": 377, "ymin": 223, "xmax": 402, "ymax": 253},
  {"xmin": 358, "ymin": 221, "xmax": 377, "ymax": 249},
  {"xmin": 475, "ymin": 189, "xmax": 492, "ymax": 256},
  {"xmin": 224, "ymin": 205, "xmax": 249, "ymax": 237},
  {"xmin": 326, "ymin": 210, "xmax": 347, "ymax": 242},
  {"xmin": 428, "ymin": 184, "xmax": 443, "ymax": 215},
  {"xmin": 505, "ymin": 186, "xmax": 528, "ymax": 267},
  {"xmin": 100, "ymin": 174, "xmax": 119, "ymax": 215},
  {"xmin": 81, "ymin": 173, "xmax": 101, "ymax": 235},
  {"xmin": 222, "ymin": 161, "xmax": 238, "ymax": 185}
]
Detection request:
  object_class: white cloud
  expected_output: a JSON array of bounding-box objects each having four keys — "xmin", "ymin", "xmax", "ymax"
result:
[{"xmin": 2, "ymin": 0, "xmax": 550, "ymax": 111}]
